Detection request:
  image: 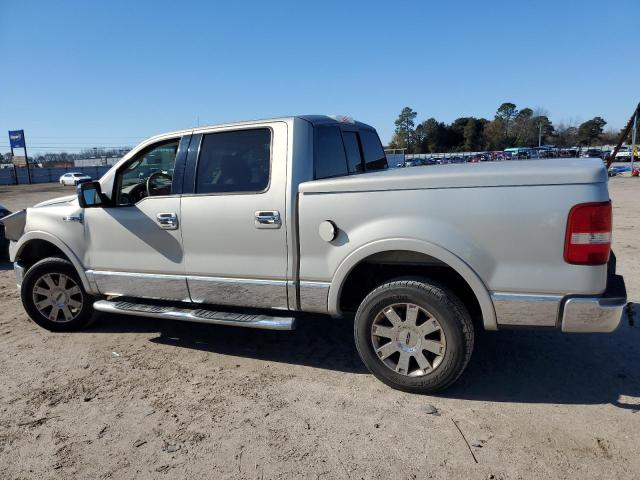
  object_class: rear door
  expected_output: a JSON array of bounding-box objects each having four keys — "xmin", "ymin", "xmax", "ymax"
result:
[{"xmin": 180, "ymin": 122, "xmax": 289, "ymax": 309}]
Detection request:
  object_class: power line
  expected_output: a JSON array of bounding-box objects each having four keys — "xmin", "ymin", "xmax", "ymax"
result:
[
  {"xmin": 0, "ymin": 144, "xmax": 132, "ymax": 148},
  {"xmin": 25, "ymin": 135, "xmax": 147, "ymax": 138},
  {"xmin": 1, "ymin": 143, "xmax": 136, "ymax": 146}
]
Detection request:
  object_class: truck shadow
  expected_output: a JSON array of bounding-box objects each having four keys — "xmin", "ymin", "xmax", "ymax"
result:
[
  {"xmin": 89, "ymin": 304, "xmax": 640, "ymax": 408},
  {"xmin": 90, "ymin": 312, "xmax": 367, "ymax": 374},
  {"xmin": 445, "ymin": 303, "xmax": 640, "ymax": 409}
]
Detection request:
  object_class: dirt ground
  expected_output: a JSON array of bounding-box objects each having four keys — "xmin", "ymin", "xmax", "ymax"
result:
[{"xmin": 0, "ymin": 179, "xmax": 639, "ymax": 480}]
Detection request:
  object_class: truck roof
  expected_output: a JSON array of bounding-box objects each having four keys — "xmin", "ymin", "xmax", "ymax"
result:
[
  {"xmin": 145, "ymin": 115, "xmax": 376, "ymax": 143},
  {"xmin": 297, "ymin": 115, "xmax": 376, "ymax": 130}
]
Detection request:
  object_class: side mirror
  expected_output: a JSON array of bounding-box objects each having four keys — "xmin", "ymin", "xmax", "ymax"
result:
[{"xmin": 77, "ymin": 181, "xmax": 104, "ymax": 208}]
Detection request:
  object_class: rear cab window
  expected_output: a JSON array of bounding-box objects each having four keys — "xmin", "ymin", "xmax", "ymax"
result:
[
  {"xmin": 359, "ymin": 129, "xmax": 387, "ymax": 172},
  {"xmin": 342, "ymin": 131, "xmax": 363, "ymax": 174},
  {"xmin": 314, "ymin": 124, "xmax": 387, "ymax": 180},
  {"xmin": 314, "ymin": 127, "xmax": 348, "ymax": 179}
]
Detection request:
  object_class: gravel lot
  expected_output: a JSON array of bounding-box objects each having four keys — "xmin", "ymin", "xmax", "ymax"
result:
[{"xmin": 0, "ymin": 179, "xmax": 639, "ymax": 479}]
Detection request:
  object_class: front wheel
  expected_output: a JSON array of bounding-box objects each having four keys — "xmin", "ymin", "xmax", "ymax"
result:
[
  {"xmin": 21, "ymin": 257, "xmax": 95, "ymax": 331},
  {"xmin": 354, "ymin": 279, "xmax": 474, "ymax": 393}
]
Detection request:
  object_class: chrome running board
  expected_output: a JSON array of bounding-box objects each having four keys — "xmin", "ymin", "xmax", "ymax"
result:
[{"xmin": 93, "ymin": 299, "xmax": 296, "ymax": 331}]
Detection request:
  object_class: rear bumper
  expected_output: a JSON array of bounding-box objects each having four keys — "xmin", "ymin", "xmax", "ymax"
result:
[
  {"xmin": 561, "ymin": 273, "xmax": 627, "ymax": 333},
  {"xmin": 492, "ymin": 256, "xmax": 627, "ymax": 332}
]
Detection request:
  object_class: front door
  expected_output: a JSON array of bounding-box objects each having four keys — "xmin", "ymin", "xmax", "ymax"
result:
[
  {"xmin": 180, "ymin": 123, "xmax": 289, "ymax": 309},
  {"xmin": 83, "ymin": 136, "xmax": 190, "ymax": 301}
]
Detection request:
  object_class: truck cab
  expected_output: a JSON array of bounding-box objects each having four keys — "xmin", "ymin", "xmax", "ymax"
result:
[{"xmin": 64, "ymin": 116, "xmax": 385, "ymax": 309}]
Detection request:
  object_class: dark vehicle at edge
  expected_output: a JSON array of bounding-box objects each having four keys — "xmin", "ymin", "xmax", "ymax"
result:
[{"xmin": 0, "ymin": 204, "xmax": 11, "ymax": 259}]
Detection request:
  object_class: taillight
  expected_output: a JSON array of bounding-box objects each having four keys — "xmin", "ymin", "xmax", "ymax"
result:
[{"xmin": 564, "ymin": 201, "xmax": 612, "ymax": 265}]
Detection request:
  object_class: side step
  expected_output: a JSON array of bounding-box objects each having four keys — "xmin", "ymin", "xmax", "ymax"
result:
[{"xmin": 93, "ymin": 299, "xmax": 296, "ymax": 331}]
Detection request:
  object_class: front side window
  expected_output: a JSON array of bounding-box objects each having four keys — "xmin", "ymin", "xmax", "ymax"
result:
[
  {"xmin": 196, "ymin": 128, "xmax": 271, "ymax": 194},
  {"xmin": 117, "ymin": 139, "xmax": 179, "ymax": 205}
]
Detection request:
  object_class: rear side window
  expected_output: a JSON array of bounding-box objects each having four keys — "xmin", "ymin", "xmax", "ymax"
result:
[
  {"xmin": 314, "ymin": 127, "xmax": 348, "ymax": 179},
  {"xmin": 360, "ymin": 129, "xmax": 388, "ymax": 171},
  {"xmin": 196, "ymin": 128, "xmax": 271, "ymax": 194},
  {"xmin": 342, "ymin": 131, "xmax": 364, "ymax": 174}
]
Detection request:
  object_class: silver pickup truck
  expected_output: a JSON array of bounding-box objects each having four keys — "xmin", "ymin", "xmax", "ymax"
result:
[{"xmin": 1, "ymin": 115, "xmax": 627, "ymax": 393}]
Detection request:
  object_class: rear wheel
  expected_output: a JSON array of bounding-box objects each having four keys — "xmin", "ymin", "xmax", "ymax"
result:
[
  {"xmin": 354, "ymin": 278, "xmax": 474, "ymax": 393},
  {"xmin": 21, "ymin": 257, "xmax": 95, "ymax": 331}
]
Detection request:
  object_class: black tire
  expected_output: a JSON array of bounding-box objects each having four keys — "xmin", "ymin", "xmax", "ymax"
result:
[
  {"xmin": 21, "ymin": 257, "xmax": 95, "ymax": 331},
  {"xmin": 354, "ymin": 278, "xmax": 474, "ymax": 394}
]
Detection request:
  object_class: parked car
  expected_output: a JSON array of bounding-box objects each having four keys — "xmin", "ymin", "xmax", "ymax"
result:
[
  {"xmin": 1, "ymin": 115, "xmax": 627, "ymax": 394},
  {"xmin": 0, "ymin": 204, "xmax": 11, "ymax": 259},
  {"xmin": 403, "ymin": 158, "xmax": 423, "ymax": 167},
  {"xmin": 583, "ymin": 149, "xmax": 603, "ymax": 158},
  {"xmin": 59, "ymin": 172, "xmax": 92, "ymax": 186},
  {"xmin": 611, "ymin": 147, "xmax": 632, "ymax": 161},
  {"xmin": 608, "ymin": 166, "xmax": 631, "ymax": 177}
]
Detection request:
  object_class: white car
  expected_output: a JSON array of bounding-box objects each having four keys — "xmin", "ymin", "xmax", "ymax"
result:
[{"xmin": 59, "ymin": 172, "xmax": 92, "ymax": 186}]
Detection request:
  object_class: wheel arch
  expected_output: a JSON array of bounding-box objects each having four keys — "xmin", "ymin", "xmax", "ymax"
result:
[
  {"xmin": 328, "ymin": 238, "xmax": 497, "ymax": 330},
  {"xmin": 12, "ymin": 231, "xmax": 93, "ymax": 293}
]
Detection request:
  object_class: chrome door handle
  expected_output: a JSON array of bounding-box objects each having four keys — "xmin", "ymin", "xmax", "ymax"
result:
[
  {"xmin": 254, "ymin": 210, "xmax": 281, "ymax": 229},
  {"xmin": 156, "ymin": 212, "xmax": 178, "ymax": 230}
]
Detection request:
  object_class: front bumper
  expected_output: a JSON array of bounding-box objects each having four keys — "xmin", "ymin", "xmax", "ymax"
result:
[
  {"xmin": 14, "ymin": 262, "xmax": 25, "ymax": 288},
  {"xmin": 561, "ymin": 273, "xmax": 627, "ymax": 333}
]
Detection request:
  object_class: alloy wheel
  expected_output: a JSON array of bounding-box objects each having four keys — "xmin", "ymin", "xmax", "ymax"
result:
[
  {"xmin": 370, "ymin": 303, "xmax": 446, "ymax": 376},
  {"xmin": 32, "ymin": 272, "xmax": 84, "ymax": 323}
]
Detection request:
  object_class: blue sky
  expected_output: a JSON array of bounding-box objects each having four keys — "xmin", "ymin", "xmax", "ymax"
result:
[{"xmin": 1, "ymin": 0, "xmax": 638, "ymax": 152}]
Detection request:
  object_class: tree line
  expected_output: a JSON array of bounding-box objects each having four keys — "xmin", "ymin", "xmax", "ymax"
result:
[
  {"xmin": 388, "ymin": 104, "xmax": 618, "ymax": 153},
  {"xmin": 1, "ymin": 147, "xmax": 131, "ymax": 165}
]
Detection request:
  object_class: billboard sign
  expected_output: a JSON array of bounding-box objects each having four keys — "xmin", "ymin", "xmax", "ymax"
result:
[{"xmin": 8, "ymin": 130, "xmax": 26, "ymax": 149}]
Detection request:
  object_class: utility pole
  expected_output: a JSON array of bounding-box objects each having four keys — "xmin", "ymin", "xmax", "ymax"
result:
[
  {"xmin": 538, "ymin": 122, "xmax": 543, "ymax": 147},
  {"xmin": 608, "ymin": 102, "xmax": 640, "ymax": 168},
  {"xmin": 24, "ymin": 133, "xmax": 32, "ymax": 184},
  {"xmin": 9, "ymin": 142, "xmax": 16, "ymax": 185},
  {"xmin": 10, "ymin": 153, "xmax": 17, "ymax": 185},
  {"xmin": 632, "ymin": 111, "xmax": 637, "ymax": 173}
]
